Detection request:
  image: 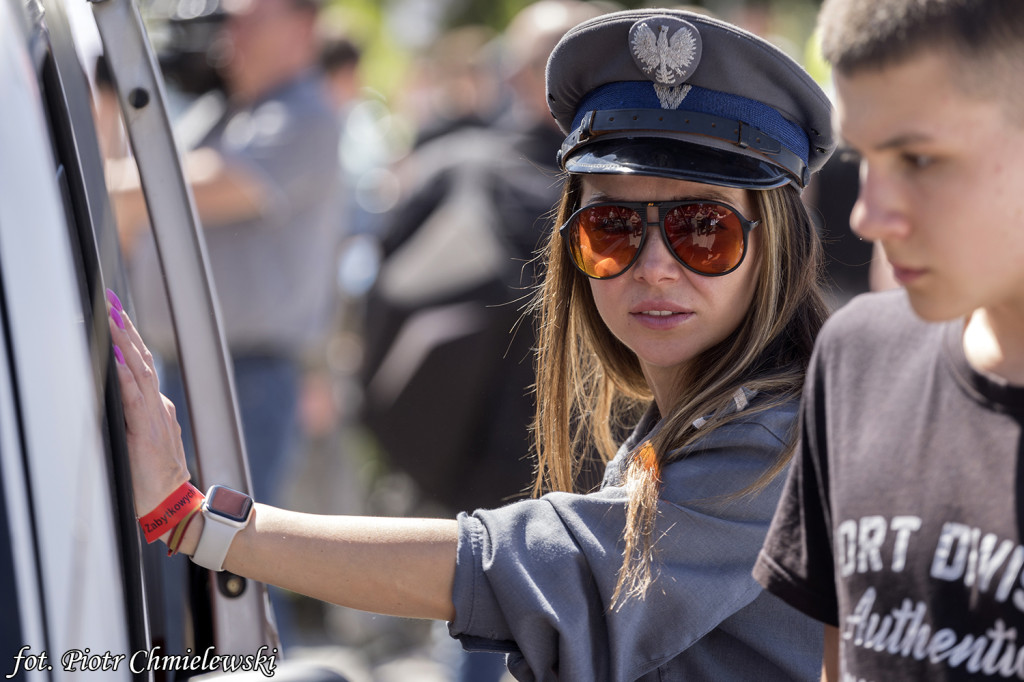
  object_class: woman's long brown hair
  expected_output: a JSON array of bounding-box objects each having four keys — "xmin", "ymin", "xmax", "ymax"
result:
[{"xmin": 529, "ymin": 175, "xmax": 830, "ymax": 607}]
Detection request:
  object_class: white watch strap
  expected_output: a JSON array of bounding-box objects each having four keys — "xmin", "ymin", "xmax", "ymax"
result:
[{"xmin": 191, "ymin": 510, "xmax": 243, "ymax": 572}]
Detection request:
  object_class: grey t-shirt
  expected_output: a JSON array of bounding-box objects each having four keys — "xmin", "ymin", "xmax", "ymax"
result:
[
  {"xmin": 449, "ymin": 396, "xmax": 823, "ymax": 681},
  {"xmin": 755, "ymin": 290, "xmax": 1024, "ymax": 681}
]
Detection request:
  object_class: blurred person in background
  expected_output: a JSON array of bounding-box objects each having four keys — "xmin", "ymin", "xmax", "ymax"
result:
[
  {"xmin": 111, "ymin": 0, "xmax": 343, "ymax": 652},
  {"xmin": 112, "ymin": 0, "xmax": 342, "ymax": 511},
  {"xmin": 359, "ymin": 0, "xmax": 608, "ymax": 529},
  {"xmin": 400, "ymin": 24, "xmax": 502, "ymax": 151}
]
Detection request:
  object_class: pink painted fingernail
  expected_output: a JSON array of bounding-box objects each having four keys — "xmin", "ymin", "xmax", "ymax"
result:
[
  {"xmin": 110, "ymin": 307, "xmax": 125, "ymax": 331},
  {"xmin": 113, "ymin": 345, "xmax": 125, "ymax": 365},
  {"xmin": 106, "ymin": 289, "xmax": 123, "ymax": 312}
]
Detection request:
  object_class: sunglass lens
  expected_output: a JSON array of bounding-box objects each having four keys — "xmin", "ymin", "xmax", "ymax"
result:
[
  {"xmin": 663, "ymin": 204, "xmax": 746, "ymax": 274},
  {"xmin": 570, "ymin": 205, "xmax": 644, "ymax": 278}
]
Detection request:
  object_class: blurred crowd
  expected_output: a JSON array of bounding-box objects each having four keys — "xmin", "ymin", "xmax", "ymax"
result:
[{"xmin": 98, "ymin": 0, "xmax": 881, "ymax": 679}]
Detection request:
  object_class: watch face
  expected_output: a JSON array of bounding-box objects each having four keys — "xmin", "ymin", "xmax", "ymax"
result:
[{"xmin": 207, "ymin": 485, "xmax": 253, "ymax": 523}]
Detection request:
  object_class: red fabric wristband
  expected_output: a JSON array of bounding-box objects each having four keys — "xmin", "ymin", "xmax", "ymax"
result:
[{"xmin": 138, "ymin": 481, "xmax": 204, "ymax": 544}]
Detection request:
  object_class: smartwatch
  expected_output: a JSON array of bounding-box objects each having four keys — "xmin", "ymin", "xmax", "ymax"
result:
[{"xmin": 191, "ymin": 485, "xmax": 254, "ymax": 572}]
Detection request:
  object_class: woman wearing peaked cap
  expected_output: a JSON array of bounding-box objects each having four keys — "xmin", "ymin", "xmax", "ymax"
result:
[{"xmin": 111, "ymin": 8, "xmax": 834, "ymax": 681}]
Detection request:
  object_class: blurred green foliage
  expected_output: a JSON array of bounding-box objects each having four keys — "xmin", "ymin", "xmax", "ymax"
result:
[{"xmin": 319, "ymin": 0, "xmax": 825, "ymax": 102}]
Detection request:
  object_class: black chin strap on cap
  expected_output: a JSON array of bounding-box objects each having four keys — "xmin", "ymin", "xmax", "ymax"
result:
[{"xmin": 557, "ymin": 108, "xmax": 812, "ymax": 188}]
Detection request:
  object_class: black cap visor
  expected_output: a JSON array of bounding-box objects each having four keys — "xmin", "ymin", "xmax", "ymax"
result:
[{"xmin": 563, "ymin": 137, "xmax": 796, "ymax": 190}]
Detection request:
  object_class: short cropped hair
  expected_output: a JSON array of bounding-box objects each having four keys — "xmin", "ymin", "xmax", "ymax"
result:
[
  {"xmin": 818, "ymin": 0, "xmax": 1024, "ymax": 119},
  {"xmin": 819, "ymin": 0, "xmax": 1024, "ymax": 72}
]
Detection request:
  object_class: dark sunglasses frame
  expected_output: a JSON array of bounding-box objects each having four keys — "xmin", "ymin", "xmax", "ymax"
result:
[{"xmin": 560, "ymin": 199, "xmax": 761, "ymax": 280}]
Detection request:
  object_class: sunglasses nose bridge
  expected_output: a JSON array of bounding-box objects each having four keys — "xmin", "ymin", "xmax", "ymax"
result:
[
  {"xmin": 632, "ymin": 204, "xmax": 683, "ymax": 277},
  {"xmin": 642, "ymin": 203, "xmax": 665, "ymax": 249},
  {"xmin": 645, "ymin": 203, "xmax": 678, "ymax": 256},
  {"xmin": 643, "ymin": 200, "xmax": 659, "ymax": 232},
  {"xmin": 644, "ymin": 203, "xmax": 660, "ymax": 226}
]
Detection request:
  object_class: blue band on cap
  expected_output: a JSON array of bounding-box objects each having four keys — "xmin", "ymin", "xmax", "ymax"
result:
[{"xmin": 571, "ymin": 81, "xmax": 809, "ymax": 165}]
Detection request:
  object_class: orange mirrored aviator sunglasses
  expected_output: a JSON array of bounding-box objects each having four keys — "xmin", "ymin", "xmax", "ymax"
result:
[{"xmin": 561, "ymin": 200, "xmax": 759, "ymax": 279}]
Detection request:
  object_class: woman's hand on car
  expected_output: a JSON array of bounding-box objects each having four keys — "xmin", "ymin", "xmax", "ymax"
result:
[{"xmin": 106, "ymin": 292, "xmax": 191, "ymax": 522}]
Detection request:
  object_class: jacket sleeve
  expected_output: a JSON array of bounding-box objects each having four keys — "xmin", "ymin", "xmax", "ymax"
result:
[{"xmin": 448, "ymin": 404, "xmax": 801, "ymax": 681}]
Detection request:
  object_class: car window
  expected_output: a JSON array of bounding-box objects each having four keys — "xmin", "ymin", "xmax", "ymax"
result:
[
  {"xmin": 2, "ymin": 0, "xmax": 280, "ymax": 673},
  {"xmin": 0, "ymin": 335, "xmax": 26, "ymax": 673},
  {"xmin": 0, "ymin": 0, "xmax": 134, "ymax": 673}
]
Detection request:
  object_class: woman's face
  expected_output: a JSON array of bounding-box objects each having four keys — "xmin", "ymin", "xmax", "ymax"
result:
[{"xmin": 582, "ymin": 174, "xmax": 761, "ymax": 409}]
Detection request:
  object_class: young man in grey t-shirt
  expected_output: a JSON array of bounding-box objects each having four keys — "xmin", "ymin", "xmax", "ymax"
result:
[{"xmin": 755, "ymin": 1, "xmax": 1024, "ymax": 680}]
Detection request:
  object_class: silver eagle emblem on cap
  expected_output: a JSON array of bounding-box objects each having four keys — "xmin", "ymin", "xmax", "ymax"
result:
[{"xmin": 629, "ymin": 17, "xmax": 702, "ymax": 109}]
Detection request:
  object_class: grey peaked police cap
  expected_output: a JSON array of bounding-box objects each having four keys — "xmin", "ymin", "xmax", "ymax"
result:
[{"xmin": 546, "ymin": 9, "xmax": 836, "ymax": 189}]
